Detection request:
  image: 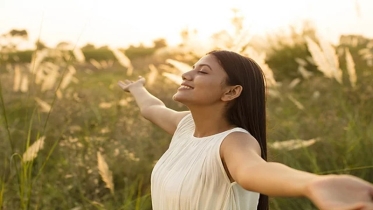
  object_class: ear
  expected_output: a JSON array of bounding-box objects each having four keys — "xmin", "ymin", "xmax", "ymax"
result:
[{"xmin": 221, "ymin": 85, "xmax": 242, "ymax": 102}]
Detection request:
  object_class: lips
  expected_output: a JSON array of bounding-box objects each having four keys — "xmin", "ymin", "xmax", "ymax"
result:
[{"xmin": 180, "ymin": 83, "xmax": 194, "ymax": 89}]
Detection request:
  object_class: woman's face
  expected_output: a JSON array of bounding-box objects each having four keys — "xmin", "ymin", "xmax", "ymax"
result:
[{"xmin": 173, "ymin": 54, "xmax": 230, "ymax": 106}]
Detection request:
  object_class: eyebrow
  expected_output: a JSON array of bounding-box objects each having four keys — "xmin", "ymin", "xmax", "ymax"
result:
[{"xmin": 193, "ymin": 64, "xmax": 213, "ymax": 71}]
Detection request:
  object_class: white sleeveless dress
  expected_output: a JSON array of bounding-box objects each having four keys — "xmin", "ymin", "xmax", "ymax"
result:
[{"xmin": 151, "ymin": 114, "xmax": 260, "ymax": 210}]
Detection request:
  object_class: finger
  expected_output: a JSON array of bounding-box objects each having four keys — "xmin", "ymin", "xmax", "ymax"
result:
[
  {"xmin": 117, "ymin": 81, "xmax": 128, "ymax": 89},
  {"xmin": 118, "ymin": 81, "xmax": 126, "ymax": 86}
]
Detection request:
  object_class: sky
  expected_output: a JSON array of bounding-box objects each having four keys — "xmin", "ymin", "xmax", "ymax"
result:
[{"xmin": 1, "ymin": 0, "xmax": 373, "ymax": 49}]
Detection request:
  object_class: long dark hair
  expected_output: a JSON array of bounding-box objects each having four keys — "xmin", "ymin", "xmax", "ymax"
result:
[{"xmin": 208, "ymin": 50, "xmax": 269, "ymax": 210}]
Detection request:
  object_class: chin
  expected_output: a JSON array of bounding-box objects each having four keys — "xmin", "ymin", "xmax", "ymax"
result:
[
  {"xmin": 172, "ymin": 93, "xmax": 187, "ymax": 103},
  {"xmin": 172, "ymin": 93, "xmax": 181, "ymax": 102}
]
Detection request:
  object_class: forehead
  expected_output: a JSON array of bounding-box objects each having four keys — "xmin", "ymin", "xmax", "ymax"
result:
[{"xmin": 194, "ymin": 54, "xmax": 223, "ymax": 71}]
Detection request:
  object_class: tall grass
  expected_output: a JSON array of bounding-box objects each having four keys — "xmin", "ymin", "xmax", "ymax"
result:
[{"xmin": 1, "ymin": 17, "xmax": 372, "ymax": 209}]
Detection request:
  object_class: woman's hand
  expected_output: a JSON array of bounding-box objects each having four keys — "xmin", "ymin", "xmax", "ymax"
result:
[
  {"xmin": 118, "ymin": 76, "xmax": 145, "ymax": 92},
  {"xmin": 306, "ymin": 174, "xmax": 373, "ymax": 210}
]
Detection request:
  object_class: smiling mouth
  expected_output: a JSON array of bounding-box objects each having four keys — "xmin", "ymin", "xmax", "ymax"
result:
[{"xmin": 179, "ymin": 85, "xmax": 193, "ymax": 90}]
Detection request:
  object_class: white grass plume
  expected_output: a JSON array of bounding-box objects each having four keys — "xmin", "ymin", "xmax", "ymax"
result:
[
  {"xmin": 13, "ymin": 65, "xmax": 21, "ymax": 92},
  {"xmin": 99, "ymin": 102, "xmax": 112, "ymax": 109},
  {"xmin": 34, "ymin": 97, "xmax": 51, "ymax": 112},
  {"xmin": 319, "ymin": 38, "xmax": 342, "ymax": 83},
  {"xmin": 100, "ymin": 60, "xmax": 108, "ymax": 69},
  {"xmin": 147, "ymin": 64, "xmax": 158, "ymax": 86},
  {"xmin": 34, "ymin": 64, "xmax": 45, "ymax": 85},
  {"xmin": 166, "ymin": 59, "xmax": 192, "ymax": 74},
  {"xmin": 97, "ymin": 152, "xmax": 114, "ymax": 195},
  {"xmin": 109, "ymin": 47, "xmax": 133, "ymax": 75},
  {"xmin": 30, "ymin": 49, "xmax": 48, "ymax": 74},
  {"xmin": 56, "ymin": 89, "xmax": 63, "ymax": 99},
  {"xmin": 298, "ymin": 66, "xmax": 313, "ymax": 79},
  {"xmin": 23, "ymin": 136, "xmax": 45, "ymax": 162},
  {"xmin": 305, "ymin": 36, "xmax": 342, "ymax": 83},
  {"xmin": 41, "ymin": 68, "xmax": 59, "ymax": 92},
  {"xmin": 287, "ymin": 95, "xmax": 304, "ymax": 110},
  {"xmin": 288, "ymin": 78, "xmax": 301, "ymax": 89},
  {"xmin": 242, "ymin": 47, "xmax": 278, "ymax": 87},
  {"xmin": 20, "ymin": 75, "xmax": 29, "ymax": 93},
  {"xmin": 345, "ymin": 48, "xmax": 357, "ymax": 88},
  {"xmin": 89, "ymin": 59, "xmax": 102, "ymax": 69},
  {"xmin": 60, "ymin": 65, "xmax": 76, "ymax": 90},
  {"xmin": 162, "ymin": 72, "xmax": 182, "ymax": 85},
  {"xmin": 295, "ymin": 58, "xmax": 308, "ymax": 66},
  {"xmin": 269, "ymin": 138, "xmax": 320, "ymax": 151},
  {"xmin": 72, "ymin": 47, "xmax": 85, "ymax": 63}
]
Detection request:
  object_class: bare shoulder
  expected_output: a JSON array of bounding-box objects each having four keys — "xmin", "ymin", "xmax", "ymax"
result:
[{"xmin": 220, "ymin": 131, "xmax": 262, "ymax": 157}]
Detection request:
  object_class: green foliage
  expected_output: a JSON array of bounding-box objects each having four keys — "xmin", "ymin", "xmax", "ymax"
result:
[
  {"xmin": 1, "ymin": 31, "xmax": 372, "ymax": 210},
  {"xmin": 265, "ymin": 23, "xmax": 320, "ymax": 81}
]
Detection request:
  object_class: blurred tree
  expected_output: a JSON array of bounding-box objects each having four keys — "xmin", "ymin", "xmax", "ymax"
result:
[
  {"xmin": 35, "ymin": 40, "xmax": 47, "ymax": 50},
  {"xmin": 98, "ymin": 45, "xmax": 110, "ymax": 50},
  {"xmin": 153, "ymin": 38, "xmax": 167, "ymax": 49},
  {"xmin": 81, "ymin": 43, "xmax": 96, "ymax": 50},
  {"xmin": 56, "ymin": 41, "xmax": 73, "ymax": 50},
  {"xmin": 0, "ymin": 29, "xmax": 29, "ymax": 52},
  {"xmin": 8, "ymin": 29, "xmax": 28, "ymax": 38}
]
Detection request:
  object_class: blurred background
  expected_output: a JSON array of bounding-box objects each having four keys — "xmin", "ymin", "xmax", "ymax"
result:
[{"xmin": 0, "ymin": 0, "xmax": 372, "ymax": 209}]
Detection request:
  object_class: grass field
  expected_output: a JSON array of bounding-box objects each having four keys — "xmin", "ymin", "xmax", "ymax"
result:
[{"xmin": 1, "ymin": 30, "xmax": 372, "ymax": 209}]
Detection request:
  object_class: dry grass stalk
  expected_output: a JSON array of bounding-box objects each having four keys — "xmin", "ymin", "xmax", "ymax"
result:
[
  {"xmin": 109, "ymin": 47, "xmax": 133, "ymax": 75},
  {"xmin": 99, "ymin": 102, "xmax": 112, "ymax": 109},
  {"xmin": 34, "ymin": 65, "xmax": 45, "ymax": 85},
  {"xmin": 100, "ymin": 60, "xmax": 108, "ymax": 69},
  {"xmin": 107, "ymin": 60, "xmax": 114, "ymax": 68},
  {"xmin": 34, "ymin": 97, "xmax": 51, "ymax": 112},
  {"xmin": 23, "ymin": 136, "xmax": 45, "ymax": 162},
  {"xmin": 269, "ymin": 138, "xmax": 320, "ymax": 151},
  {"xmin": 97, "ymin": 152, "xmax": 114, "ymax": 195},
  {"xmin": 287, "ymin": 95, "xmax": 304, "ymax": 110},
  {"xmin": 267, "ymin": 89, "xmax": 281, "ymax": 99},
  {"xmin": 162, "ymin": 72, "xmax": 182, "ymax": 85},
  {"xmin": 242, "ymin": 47, "xmax": 277, "ymax": 87},
  {"xmin": 60, "ymin": 65, "xmax": 76, "ymax": 90},
  {"xmin": 41, "ymin": 68, "xmax": 59, "ymax": 92},
  {"xmin": 230, "ymin": 30, "xmax": 252, "ymax": 52},
  {"xmin": 345, "ymin": 48, "xmax": 357, "ymax": 88},
  {"xmin": 89, "ymin": 59, "xmax": 102, "ymax": 69},
  {"xmin": 20, "ymin": 75, "xmax": 29, "ymax": 93},
  {"xmin": 166, "ymin": 59, "xmax": 192, "ymax": 74},
  {"xmin": 305, "ymin": 36, "xmax": 342, "ymax": 83},
  {"xmin": 295, "ymin": 58, "xmax": 307, "ymax": 66},
  {"xmin": 13, "ymin": 65, "xmax": 21, "ymax": 92},
  {"xmin": 72, "ymin": 47, "xmax": 85, "ymax": 63},
  {"xmin": 288, "ymin": 78, "xmax": 301, "ymax": 89},
  {"xmin": 30, "ymin": 49, "xmax": 48, "ymax": 74},
  {"xmin": 305, "ymin": 37, "xmax": 331, "ymax": 77},
  {"xmin": 147, "ymin": 64, "xmax": 158, "ymax": 86},
  {"xmin": 56, "ymin": 89, "xmax": 63, "ymax": 99},
  {"xmin": 298, "ymin": 66, "xmax": 313, "ymax": 79}
]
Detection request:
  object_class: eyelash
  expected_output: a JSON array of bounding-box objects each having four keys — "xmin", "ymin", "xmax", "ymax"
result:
[{"xmin": 197, "ymin": 70, "xmax": 207, "ymax": 74}]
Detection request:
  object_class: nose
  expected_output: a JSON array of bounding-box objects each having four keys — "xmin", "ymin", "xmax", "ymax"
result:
[{"xmin": 181, "ymin": 70, "xmax": 193, "ymax": 81}]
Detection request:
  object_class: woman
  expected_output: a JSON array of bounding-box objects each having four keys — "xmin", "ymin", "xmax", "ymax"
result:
[{"xmin": 118, "ymin": 50, "xmax": 373, "ymax": 210}]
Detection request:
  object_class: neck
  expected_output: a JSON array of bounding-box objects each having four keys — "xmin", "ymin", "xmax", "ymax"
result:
[{"xmin": 187, "ymin": 105, "xmax": 235, "ymax": 138}]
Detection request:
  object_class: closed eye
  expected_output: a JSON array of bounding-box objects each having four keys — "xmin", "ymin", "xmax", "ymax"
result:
[{"xmin": 198, "ymin": 70, "xmax": 207, "ymax": 74}]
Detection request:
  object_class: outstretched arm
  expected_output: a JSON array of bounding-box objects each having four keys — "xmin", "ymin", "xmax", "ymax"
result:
[
  {"xmin": 221, "ymin": 132, "xmax": 373, "ymax": 210},
  {"xmin": 118, "ymin": 77, "xmax": 189, "ymax": 135}
]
